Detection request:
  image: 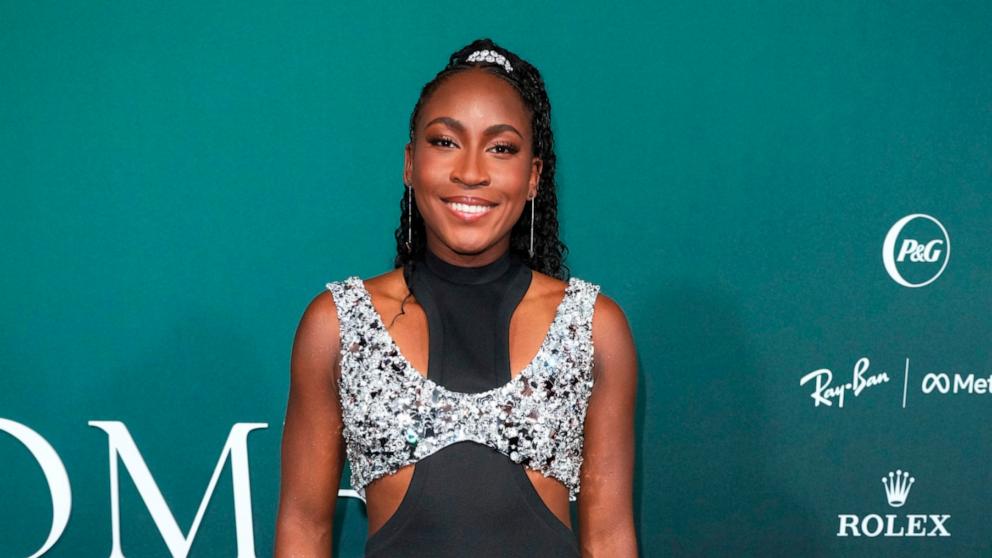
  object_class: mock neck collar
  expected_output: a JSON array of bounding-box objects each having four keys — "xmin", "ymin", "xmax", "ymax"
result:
[{"xmin": 421, "ymin": 245, "xmax": 515, "ymax": 285}]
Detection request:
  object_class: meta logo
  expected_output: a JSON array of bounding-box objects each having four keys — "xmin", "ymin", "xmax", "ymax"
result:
[
  {"xmin": 837, "ymin": 470, "xmax": 951, "ymax": 538},
  {"xmin": 882, "ymin": 214, "xmax": 950, "ymax": 287}
]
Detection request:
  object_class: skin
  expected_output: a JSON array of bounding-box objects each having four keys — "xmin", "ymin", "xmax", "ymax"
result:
[{"xmin": 275, "ymin": 68, "xmax": 638, "ymax": 557}]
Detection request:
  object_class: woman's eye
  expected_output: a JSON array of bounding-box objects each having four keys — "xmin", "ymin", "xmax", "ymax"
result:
[
  {"xmin": 427, "ymin": 136, "xmax": 457, "ymax": 148},
  {"xmin": 426, "ymin": 136, "xmax": 517, "ymax": 154},
  {"xmin": 491, "ymin": 142, "xmax": 519, "ymax": 155}
]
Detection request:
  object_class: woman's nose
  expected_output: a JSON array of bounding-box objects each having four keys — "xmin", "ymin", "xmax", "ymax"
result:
[{"xmin": 451, "ymin": 148, "xmax": 490, "ymax": 187}]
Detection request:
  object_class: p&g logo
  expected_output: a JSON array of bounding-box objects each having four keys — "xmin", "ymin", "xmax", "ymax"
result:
[{"xmin": 882, "ymin": 214, "xmax": 950, "ymax": 288}]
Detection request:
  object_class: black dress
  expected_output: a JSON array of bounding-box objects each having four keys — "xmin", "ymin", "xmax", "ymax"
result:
[{"xmin": 363, "ymin": 246, "xmax": 581, "ymax": 557}]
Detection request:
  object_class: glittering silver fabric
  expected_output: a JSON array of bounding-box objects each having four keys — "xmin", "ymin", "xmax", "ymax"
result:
[{"xmin": 325, "ymin": 275, "xmax": 601, "ymax": 502}]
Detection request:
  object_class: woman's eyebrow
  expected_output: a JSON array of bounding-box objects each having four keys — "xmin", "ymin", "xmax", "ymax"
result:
[{"xmin": 424, "ymin": 116, "xmax": 523, "ymax": 139}]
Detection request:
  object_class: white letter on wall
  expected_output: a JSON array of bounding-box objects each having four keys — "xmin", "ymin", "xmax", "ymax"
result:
[
  {"xmin": 88, "ymin": 421, "xmax": 267, "ymax": 558},
  {"xmin": 0, "ymin": 418, "xmax": 72, "ymax": 558}
]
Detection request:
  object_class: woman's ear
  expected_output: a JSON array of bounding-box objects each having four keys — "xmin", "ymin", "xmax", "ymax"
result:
[
  {"xmin": 529, "ymin": 156, "xmax": 543, "ymax": 193},
  {"xmin": 403, "ymin": 142, "xmax": 414, "ymax": 186}
]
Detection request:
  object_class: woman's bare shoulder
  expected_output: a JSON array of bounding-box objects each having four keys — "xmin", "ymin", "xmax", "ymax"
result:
[
  {"xmin": 528, "ymin": 269, "xmax": 569, "ymax": 305},
  {"xmin": 530, "ymin": 271, "xmax": 633, "ymax": 365},
  {"xmin": 291, "ymin": 287, "xmax": 344, "ymax": 385},
  {"xmin": 361, "ymin": 267, "xmax": 408, "ymax": 303},
  {"xmin": 297, "ymin": 269, "xmax": 398, "ymax": 357},
  {"xmin": 584, "ymin": 283, "xmax": 636, "ymax": 382},
  {"xmin": 530, "ymin": 270, "xmax": 612, "ymax": 314},
  {"xmin": 546, "ymin": 272, "xmax": 623, "ymax": 321}
]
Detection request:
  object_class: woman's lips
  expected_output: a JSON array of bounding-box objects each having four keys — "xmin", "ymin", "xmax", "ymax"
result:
[
  {"xmin": 441, "ymin": 196, "xmax": 497, "ymax": 222},
  {"xmin": 444, "ymin": 200, "xmax": 495, "ymax": 222}
]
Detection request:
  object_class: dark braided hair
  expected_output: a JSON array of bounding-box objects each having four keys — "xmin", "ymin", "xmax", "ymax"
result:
[{"xmin": 389, "ymin": 39, "xmax": 569, "ymax": 326}]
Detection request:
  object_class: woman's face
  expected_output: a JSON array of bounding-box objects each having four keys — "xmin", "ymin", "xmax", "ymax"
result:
[{"xmin": 404, "ymin": 68, "xmax": 542, "ymax": 264}]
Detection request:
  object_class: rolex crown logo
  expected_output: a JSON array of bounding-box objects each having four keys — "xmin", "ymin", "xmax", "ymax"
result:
[{"xmin": 882, "ymin": 470, "xmax": 915, "ymax": 508}]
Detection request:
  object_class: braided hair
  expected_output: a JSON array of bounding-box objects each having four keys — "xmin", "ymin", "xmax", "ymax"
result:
[{"xmin": 388, "ymin": 38, "xmax": 569, "ymax": 327}]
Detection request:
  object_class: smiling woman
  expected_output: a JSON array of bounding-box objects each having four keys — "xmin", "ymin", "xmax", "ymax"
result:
[
  {"xmin": 401, "ymin": 65, "xmax": 546, "ymax": 266},
  {"xmin": 275, "ymin": 38, "xmax": 639, "ymax": 558}
]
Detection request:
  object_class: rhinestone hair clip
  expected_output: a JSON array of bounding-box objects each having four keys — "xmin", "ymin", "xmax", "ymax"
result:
[{"xmin": 465, "ymin": 49, "xmax": 513, "ymax": 73}]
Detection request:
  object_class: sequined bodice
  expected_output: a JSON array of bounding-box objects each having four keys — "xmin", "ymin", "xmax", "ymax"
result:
[{"xmin": 325, "ymin": 275, "xmax": 600, "ymax": 502}]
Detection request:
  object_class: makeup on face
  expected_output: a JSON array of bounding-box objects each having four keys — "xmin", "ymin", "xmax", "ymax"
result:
[{"xmin": 406, "ymin": 69, "xmax": 539, "ymax": 258}]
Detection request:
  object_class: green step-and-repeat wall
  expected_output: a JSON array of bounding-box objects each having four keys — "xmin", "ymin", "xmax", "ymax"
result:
[{"xmin": 2, "ymin": 2, "xmax": 989, "ymax": 556}]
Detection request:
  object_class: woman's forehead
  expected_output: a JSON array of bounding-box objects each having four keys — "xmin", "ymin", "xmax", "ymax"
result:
[{"xmin": 419, "ymin": 70, "xmax": 530, "ymax": 131}]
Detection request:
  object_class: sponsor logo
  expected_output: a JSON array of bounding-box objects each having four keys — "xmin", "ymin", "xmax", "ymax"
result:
[
  {"xmin": 921, "ymin": 372, "xmax": 992, "ymax": 394},
  {"xmin": 882, "ymin": 469, "xmax": 914, "ymax": 507},
  {"xmin": 801, "ymin": 357, "xmax": 988, "ymax": 409},
  {"xmin": 799, "ymin": 357, "xmax": 890, "ymax": 408},
  {"xmin": 882, "ymin": 214, "xmax": 950, "ymax": 287},
  {"xmin": 837, "ymin": 470, "xmax": 950, "ymax": 537}
]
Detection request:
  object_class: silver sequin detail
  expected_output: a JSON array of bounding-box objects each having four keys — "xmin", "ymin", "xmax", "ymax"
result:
[
  {"xmin": 325, "ymin": 275, "xmax": 600, "ymax": 502},
  {"xmin": 465, "ymin": 49, "xmax": 514, "ymax": 73}
]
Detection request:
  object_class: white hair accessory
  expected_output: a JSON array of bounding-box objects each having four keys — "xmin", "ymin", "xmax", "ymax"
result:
[{"xmin": 465, "ymin": 49, "xmax": 513, "ymax": 73}]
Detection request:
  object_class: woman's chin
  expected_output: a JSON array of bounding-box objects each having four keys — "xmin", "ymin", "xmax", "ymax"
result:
[{"xmin": 438, "ymin": 237, "xmax": 499, "ymax": 256}]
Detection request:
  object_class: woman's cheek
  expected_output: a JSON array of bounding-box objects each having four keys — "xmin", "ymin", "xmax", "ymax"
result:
[{"xmin": 414, "ymin": 156, "xmax": 449, "ymax": 187}]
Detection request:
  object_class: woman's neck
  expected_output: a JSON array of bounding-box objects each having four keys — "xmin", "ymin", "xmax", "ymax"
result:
[{"xmin": 420, "ymin": 245, "xmax": 515, "ymax": 286}]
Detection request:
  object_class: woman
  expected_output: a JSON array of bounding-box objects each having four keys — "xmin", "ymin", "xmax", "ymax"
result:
[{"xmin": 275, "ymin": 38, "xmax": 638, "ymax": 557}]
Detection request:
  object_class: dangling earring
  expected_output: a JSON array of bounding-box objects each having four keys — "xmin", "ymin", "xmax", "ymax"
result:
[
  {"xmin": 528, "ymin": 193, "xmax": 536, "ymax": 259},
  {"xmin": 405, "ymin": 184, "xmax": 413, "ymax": 253}
]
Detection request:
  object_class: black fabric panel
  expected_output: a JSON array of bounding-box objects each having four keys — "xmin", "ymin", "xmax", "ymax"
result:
[{"xmin": 365, "ymin": 246, "xmax": 580, "ymax": 557}]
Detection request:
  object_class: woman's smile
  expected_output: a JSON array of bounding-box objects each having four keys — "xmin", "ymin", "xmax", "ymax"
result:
[{"xmin": 442, "ymin": 195, "xmax": 498, "ymax": 222}]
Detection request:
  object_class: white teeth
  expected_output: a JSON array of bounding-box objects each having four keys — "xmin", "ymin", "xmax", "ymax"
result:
[{"xmin": 446, "ymin": 202, "xmax": 494, "ymax": 215}]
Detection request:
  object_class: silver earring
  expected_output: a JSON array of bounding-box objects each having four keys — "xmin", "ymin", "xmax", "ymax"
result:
[
  {"xmin": 405, "ymin": 184, "xmax": 413, "ymax": 252},
  {"xmin": 528, "ymin": 194, "xmax": 536, "ymax": 259}
]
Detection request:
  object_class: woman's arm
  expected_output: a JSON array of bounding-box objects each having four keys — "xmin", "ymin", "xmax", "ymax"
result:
[
  {"xmin": 578, "ymin": 293, "xmax": 639, "ymax": 557},
  {"xmin": 274, "ymin": 290, "xmax": 347, "ymax": 557}
]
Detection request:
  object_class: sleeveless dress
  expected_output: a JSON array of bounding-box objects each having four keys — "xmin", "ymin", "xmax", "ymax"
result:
[{"xmin": 325, "ymin": 247, "xmax": 600, "ymax": 557}]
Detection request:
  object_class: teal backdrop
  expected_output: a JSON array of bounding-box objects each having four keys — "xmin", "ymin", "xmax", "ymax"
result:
[{"xmin": 2, "ymin": 2, "xmax": 990, "ymax": 557}]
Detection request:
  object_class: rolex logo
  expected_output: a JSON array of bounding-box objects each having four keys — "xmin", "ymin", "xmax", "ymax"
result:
[
  {"xmin": 882, "ymin": 470, "xmax": 914, "ymax": 507},
  {"xmin": 837, "ymin": 470, "xmax": 950, "ymax": 538}
]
